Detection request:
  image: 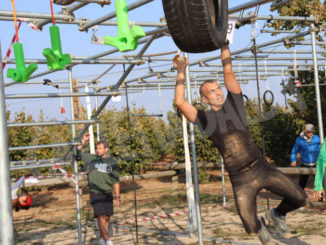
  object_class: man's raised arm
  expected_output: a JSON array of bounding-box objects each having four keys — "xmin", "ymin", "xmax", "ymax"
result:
[
  {"xmin": 174, "ymin": 54, "xmax": 198, "ymax": 122},
  {"xmin": 77, "ymin": 133, "xmax": 90, "ymax": 150},
  {"xmin": 221, "ymin": 45, "xmax": 241, "ymax": 94}
]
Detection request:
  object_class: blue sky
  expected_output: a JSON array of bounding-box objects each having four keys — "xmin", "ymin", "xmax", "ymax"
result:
[{"xmin": 0, "ymin": 0, "xmax": 319, "ymax": 121}]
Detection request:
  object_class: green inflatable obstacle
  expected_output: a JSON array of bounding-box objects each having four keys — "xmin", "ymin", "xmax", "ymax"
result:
[
  {"xmin": 104, "ymin": 0, "xmax": 145, "ymax": 52},
  {"xmin": 43, "ymin": 25, "xmax": 71, "ymax": 70},
  {"xmin": 7, "ymin": 43, "xmax": 38, "ymax": 83}
]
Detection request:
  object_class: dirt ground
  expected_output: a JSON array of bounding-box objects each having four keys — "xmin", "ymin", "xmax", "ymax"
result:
[{"xmin": 13, "ymin": 170, "xmax": 326, "ymax": 245}]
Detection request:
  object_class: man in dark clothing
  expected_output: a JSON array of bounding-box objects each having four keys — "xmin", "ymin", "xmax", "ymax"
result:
[
  {"xmin": 77, "ymin": 133, "xmax": 120, "ymax": 245},
  {"xmin": 173, "ymin": 44, "xmax": 307, "ymax": 244}
]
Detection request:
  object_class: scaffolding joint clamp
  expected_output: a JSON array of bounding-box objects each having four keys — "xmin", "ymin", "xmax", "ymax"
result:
[
  {"xmin": 62, "ymin": 6, "xmax": 75, "ymax": 21},
  {"xmin": 283, "ymin": 38, "xmax": 290, "ymax": 46},
  {"xmin": 78, "ymin": 17, "xmax": 88, "ymax": 32},
  {"xmin": 199, "ymin": 60, "xmax": 206, "ymax": 67},
  {"xmin": 99, "ymin": 0, "xmax": 111, "ymax": 7},
  {"xmin": 136, "ymin": 60, "xmax": 145, "ymax": 65}
]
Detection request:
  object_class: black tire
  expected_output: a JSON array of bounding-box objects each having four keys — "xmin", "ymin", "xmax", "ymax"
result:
[
  {"xmin": 263, "ymin": 90, "xmax": 274, "ymax": 106},
  {"xmin": 162, "ymin": 0, "xmax": 228, "ymax": 53},
  {"xmin": 53, "ymin": 0, "xmax": 75, "ymax": 5}
]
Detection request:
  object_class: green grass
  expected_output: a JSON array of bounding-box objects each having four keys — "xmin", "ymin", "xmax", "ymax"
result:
[{"xmin": 291, "ymin": 221, "xmax": 325, "ymax": 236}]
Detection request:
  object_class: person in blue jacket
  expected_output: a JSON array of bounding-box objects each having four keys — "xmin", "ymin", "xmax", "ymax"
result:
[{"xmin": 291, "ymin": 123, "xmax": 321, "ymax": 190}]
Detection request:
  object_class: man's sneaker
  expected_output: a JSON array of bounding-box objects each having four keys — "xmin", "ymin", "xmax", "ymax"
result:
[
  {"xmin": 265, "ymin": 208, "xmax": 288, "ymax": 238},
  {"xmin": 98, "ymin": 238, "xmax": 105, "ymax": 245},
  {"xmin": 106, "ymin": 239, "xmax": 113, "ymax": 245},
  {"xmin": 257, "ymin": 217, "xmax": 274, "ymax": 245}
]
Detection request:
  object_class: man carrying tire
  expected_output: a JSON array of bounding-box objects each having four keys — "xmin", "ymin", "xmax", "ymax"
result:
[
  {"xmin": 173, "ymin": 44, "xmax": 307, "ymax": 244},
  {"xmin": 77, "ymin": 133, "xmax": 120, "ymax": 245}
]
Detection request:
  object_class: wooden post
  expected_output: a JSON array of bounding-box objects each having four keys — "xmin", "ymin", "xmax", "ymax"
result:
[
  {"xmin": 72, "ymin": 79, "xmax": 84, "ymax": 132},
  {"xmin": 79, "ymin": 187, "xmax": 83, "ymax": 209},
  {"xmin": 172, "ymin": 173, "xmax": 178, "ymax": 195}
]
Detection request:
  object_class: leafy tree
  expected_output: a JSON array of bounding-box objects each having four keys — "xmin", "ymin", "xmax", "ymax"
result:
[
  {"xmin": 245, "ymin": 99, "xmax": 303, "ymax": 166},
  {"xmin": 270, "ymin": 0, "xmax": 326, "ymax": 41},
  {"xmin": 7, "ymin": 110, "xmax": 35, "ymax": 162},
  {"xmin": 33, "ymin": 111, "xmax": 54, "ymax": 160},
  {"xmin": 293, "ymin": 70, "xmax": 326, "ymax": 133},
  {"xmin": 167, "ymin": 102, "xmax": 220, "ymax": 163},
  {"xmin": 98, "ymin": 106, "xmax": 171, "ymax": 175},
  {"xmin": 261, "ymin": 105, "xmax": 302, "ymax": 166}
]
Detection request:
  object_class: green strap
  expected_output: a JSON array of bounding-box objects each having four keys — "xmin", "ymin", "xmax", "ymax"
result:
[
  {"xmin": 43, "ymin": 25, "xmax": 71, "ymax": 70},
  {"xmin": 104, "ymin": 0, "xmax": 145, "ymax": 52},
  {"xmin": 7, "ymin": 43, "xmax": 38, "ymax": 83}
]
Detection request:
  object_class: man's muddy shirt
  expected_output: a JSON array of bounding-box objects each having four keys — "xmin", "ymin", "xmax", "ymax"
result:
[{"xmin": 194, "ymin": 92, "xmax": 260, "ymax": 173}]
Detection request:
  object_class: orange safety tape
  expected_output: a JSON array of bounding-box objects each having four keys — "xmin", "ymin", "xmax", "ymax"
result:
[{"xmin": 10, "ymin": 0, "xmax": 19, "ymax": 42}]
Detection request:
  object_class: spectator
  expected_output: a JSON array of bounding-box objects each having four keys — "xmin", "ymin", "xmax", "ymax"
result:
[
  {"xmin": 77, "ymin": 133, "xmax": 120, "ymax": 245},
  {"xmin": 291, "ymin": 123, "xmax": 320, "ymax": 189},
  {"xmin": 314, "ymin": 138, "xmax": 326, "ymax": 202}
]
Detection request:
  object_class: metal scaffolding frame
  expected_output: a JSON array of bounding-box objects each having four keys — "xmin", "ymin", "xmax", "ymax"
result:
[{"xmin": 1, "ymin": 0, "xmax": 326, "ymax": 244}]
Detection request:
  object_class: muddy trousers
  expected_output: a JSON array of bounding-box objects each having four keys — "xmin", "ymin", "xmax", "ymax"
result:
[{"xmin": 229, "ymin": 157, "xmax": 307, "ymax": 234}]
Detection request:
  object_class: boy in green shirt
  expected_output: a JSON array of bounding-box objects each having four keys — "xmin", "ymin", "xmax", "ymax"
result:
[{"xmin": 315, "ymin": 139, "xmax": 326, "ymax": 201}]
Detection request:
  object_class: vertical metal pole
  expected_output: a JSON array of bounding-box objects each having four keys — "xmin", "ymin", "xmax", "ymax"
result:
[
  {"xmin": 124, "ymin": 84, "xmax": 139, "ymax": 243},
  {"xmin": 68, "ymin": 68, "xmax": 82, "ymax": 245},
  {"xmin": 95, "ymin": 95, "xmax": 100, "ymax": 142},
  {"xmin": 182, "ymin": 114, "xmax": 197, "ymax": 234},
  {"xmin": 0, "ymin": 41, "xmax": 14, "ymax": 245},
  {"xmin": 85, "ymin": 85, "xmax": 95, "ymax": 154},
  {"xmin": 251, "ymin": 25, "xmax": 263, "ymax": 117},
  {"xmin": 184, "ymin": 52, "xmax": 204, "ymax": 245},
  {"xmin": 311, "ymin": 24, "xmax": 324, "ymax": 143},
  {"xmin": 220, "ymin": 157, "xmax": 227, "ymax": 206}
]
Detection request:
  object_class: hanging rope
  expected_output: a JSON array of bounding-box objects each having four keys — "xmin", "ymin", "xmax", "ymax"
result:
[
  {"xmin": 192, "ymin": 76, "xmax": 202, "ymax": 108},
  {"xmin": 50, "ymin": 0, "xmax": 56, "ymax": 25},
  {"xmin": 193, "ymin": 76, "xmax": 200, "ymax": 104},
  {"xmin": 10, "ymin": 0, "xmax": 19, "ymax": 42},
  {"xmin": 293, "ymin": 49, "xmax": 301, "ymax": 87},
  {"xmin": 59, "ymin": 87, "xmax": 66, "ymax": 114},
  {"xmin": 237, "ymin": 63, "xmax": 249, "ymax": 106},
  {"xmin": 293, "ymin": 49, "xmax": 297, "ymax": 78},
  {"xmin": 264, "ymin": 58, "xmax": 270, "ymax": 91},
  {"xmin": 216, "ymin": 67, "xmax": 219, "ymax": 82},
  {"xmin": 263, "ymin": 58, "xmax": 274, "ymax": 106},
  {"xmin": 158, "ymin": 83, "xmax": 163, "ymax": 114},
  {"xmin": 281, "ymin": 68, "xmax": 288, "ymax": 109}
]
